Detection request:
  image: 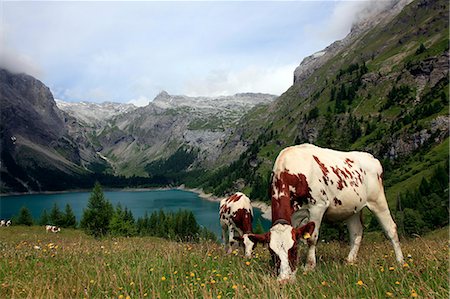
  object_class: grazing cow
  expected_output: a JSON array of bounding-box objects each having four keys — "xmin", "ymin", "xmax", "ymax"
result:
[
  {"xmin": 0, "ymin": 220, "xmax": 5, "ymax": 227},
  {"xmin": 219, "ymin": 192, "xmax": 253, "ymax": 254},
  {"xmin": 46, "ymin": 225, "xmax": 61, "ymax": 233},
  {"xmin": 6, "ymin": 220, "xmax": 11, "ymax": 227},
  {"xmin": 244, "ymin": 144, "xmax": 404, "ymax": 281}
]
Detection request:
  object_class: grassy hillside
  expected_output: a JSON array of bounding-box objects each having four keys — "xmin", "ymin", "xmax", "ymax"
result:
[{"xmin": 0, "ymin": 226, "xmax": 448, "ymax": 298}]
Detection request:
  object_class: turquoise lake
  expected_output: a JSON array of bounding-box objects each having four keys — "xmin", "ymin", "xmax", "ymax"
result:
[{"xmin": 0, "ymin": 189, "xmax": 271, "ymax": 237}]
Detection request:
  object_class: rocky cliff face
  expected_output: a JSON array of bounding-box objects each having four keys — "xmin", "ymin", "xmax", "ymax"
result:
[
  {"xmin": 293, "ymin": 0, "xmax": 413, "ymax": 88},
  {"xmin": 0, "ymin": 69, "xmax": 105, "ymax": 192}
]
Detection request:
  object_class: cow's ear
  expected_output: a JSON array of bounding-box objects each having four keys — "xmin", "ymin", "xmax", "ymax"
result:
[
  {"xmin": 294, "ymin": 221, "xmax": 315, "ymax": 241},
  {"xmin": 248, "ymin": 232, "xmax": 270, "ymax": 244}
]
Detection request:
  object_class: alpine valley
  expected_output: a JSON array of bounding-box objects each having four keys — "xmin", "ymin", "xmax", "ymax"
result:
[{"xmin": 1, "ymin": 0, "xmax": 448, "ymax": 227}]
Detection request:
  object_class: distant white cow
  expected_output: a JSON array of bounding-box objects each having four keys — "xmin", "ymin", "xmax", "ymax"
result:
[
  {"xmin": 6, "ymin": 220, "xmax": 11, "ymax": 227},
  {"xmin": 0, "ymin": 220, "xmax": 5, "ymax": 227},
  {"xmin": 46, "ymin": 225, "xmax": 61, "ymax": 233}
]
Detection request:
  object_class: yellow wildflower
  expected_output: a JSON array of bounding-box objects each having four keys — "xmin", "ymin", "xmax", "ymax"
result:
[
  {"xmin": 223, "ymin": 277, "xmax": 228, "ymax": 281},
  {"xmin": 190, "ymin": 272, "xmax": 195, "ymax": 277},
  {"xmin": 356, "ymin": 280, "xmax": 364, "ymax": 286},
  {"xmin": 321, "ymin": 281, "xmax": 327, "ymax": 286},
  {"xmin": 380, "ymin": 267, "xmax": 385, "ymax": 272},
  {"xmin": 173, "ymin": 271, "xmax": 178, "ymax": 275},
  {"xmin": 201, "ymin": 283, "xmax": 205, "ymax": 287},
  {"xmin": 118, "ymin": 295, "xmax": 124, "ymax": 299},
  {"xmin": 90, "ymin": 280, "xmax": 94, "ymax": 284},
  {"xmin": 389, "ymin": 266, "xmax": 395, "ymax": 271},
  {"xmin": 126, "ymin": 296, "xmax": 131, "ymax": 299},
  {"xmin": 211, "ymin": 279, "xmax": 216, "ymax": 284},
  {"xmin": 217, "ymin": 296, "xmax": 222, "ymax": 299},
  {"xmin": 245, "ymin": 261, "xmax": 251, "ymax": 266},
  {"xmin": 232, "ymin": 285, "xmax": 238, "ymax": 290},
  {"xmin": 411, "ymin": 290, "xmax": 418, "ymax": 297},
  {"xmin": 143, "ymin": 293, "xmax": 148, "ymax": 297},
  {"xmin": 130, "ymin": 281, "xmax": 134, "ymax": 286},
  {"xmin": 403, "ymin": 263, "xmax": 409, "ymax": 268},
  {"xmin": 386, "ymin": 291, "xmax": 393, "ymax": 297},
  {"xmin": 161, "ymin": 276, "xmax": 166, "ymax": 281},
  {"xmin": 395, "ymin": 281, "xmax": 400, "ymax": 285}
]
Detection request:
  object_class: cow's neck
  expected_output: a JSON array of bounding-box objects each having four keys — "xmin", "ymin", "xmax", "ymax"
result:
[{"xmin": 271, "ymin": 196, "xmax": 293, "ymax": 225}]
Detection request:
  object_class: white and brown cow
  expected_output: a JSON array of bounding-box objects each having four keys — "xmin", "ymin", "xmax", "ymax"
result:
[
  {"xmin": 219, "ymin": 192, "xmax": 253, "ymax": 254},
  {"xmin": 244, "ymin": 144, "xmax": 404, "ymax": 281},
  {"xmin": 46, "ymin": 225, "xmax": 61, "ymax": 233}
]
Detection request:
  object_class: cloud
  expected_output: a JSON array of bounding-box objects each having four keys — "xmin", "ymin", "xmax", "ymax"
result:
[
  {"xmin": 127, "ymin": 96, "xmax": 151, "ymax": 107},
  {"xmin": 317, "ymin": 0, "xmax": 397, "ymax": 41},
  {"xmin": 0, "ymin": 48, "xmax": 42, "ymax": 77},
  {"xmin": 183, "ymin": 63, "xmax": 297, "ymax": 97}
]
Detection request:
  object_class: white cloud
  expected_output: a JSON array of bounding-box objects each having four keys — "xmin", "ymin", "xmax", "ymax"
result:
[
  {"xmin": 183, "ymin": 63, "xmax": 297, "ymax": 97},
  {"xmin": 127, "ymin": 96, "xmax": 151, "ymax": 107},
  {"xmin": 0, "ymin": 26, "xmax": 42, "ymax": 77},
  {"xmin": 317, "ymin": 0, "xmax": 397, "ymax": 41}
]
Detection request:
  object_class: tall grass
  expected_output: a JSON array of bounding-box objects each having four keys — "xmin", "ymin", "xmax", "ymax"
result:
[{"xmin": 0, "ymin": 226, "xmax": 448, "ymax": 298}]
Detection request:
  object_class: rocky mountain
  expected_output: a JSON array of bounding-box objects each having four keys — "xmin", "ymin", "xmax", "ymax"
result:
[
  {"xmin": 0, "ymin": 69, "xmax": 106, "ymax": 192},
  {"xmin": 88, "ymin": 91, "xmax": 276, "ymax": 176},
  {"xmin": 55, "ymin": 100, "xmax": 137, "ymax": 126}
]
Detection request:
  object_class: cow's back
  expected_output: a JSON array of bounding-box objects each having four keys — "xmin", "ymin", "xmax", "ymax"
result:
[
  {"xmin": 272, "ymin": 144, "xmax": 385, "ymax": 222},
  {"xmin": 219, "ymin": 192, "xmax": 253, "ymax": 233}
]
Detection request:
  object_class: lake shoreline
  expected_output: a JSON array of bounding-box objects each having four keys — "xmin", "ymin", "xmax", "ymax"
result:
[
  {"xmin": 180, "ymin": 186, "xmax": 272, "ymax": 221},
  {"xmin": 1, "ymin": 186, "xmax": 272, "ymax": 221}
]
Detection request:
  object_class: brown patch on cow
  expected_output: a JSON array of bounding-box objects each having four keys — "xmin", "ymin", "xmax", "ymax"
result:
[
  {"xmin": 354, "ymin": 170, "xmax": 363, "ymax": 184},
  {"xmin": 344, "ymin": 158, "xmax": 354, "ymax": 168},
  {"xmin": 344, "ymin": 168, "xmax": 353, "ymax": 179},
  {"xmin": 313, "ymin": 155, "xmax": 329, "ymax": 177},
  {"xmin": 220, "ymin": 205, "xmax": 231, "ymax": 215},
  {"xmin": 271, "ymin": 171, "xmax": 314, "ymax": 223},
  {"xmin": 226, "ymin": 193, "xmax": 242, "ymax": 203},
  {"xmin": 331, "ymin": 166, "xmax": 348, "ymax": 190},
  {"xmin": 333, "ymin": 197, "xmax": 342, "ymax": 206},
  {"xmin": 232, "ymin": 208, "xmax": 253, "ymax": 234}
]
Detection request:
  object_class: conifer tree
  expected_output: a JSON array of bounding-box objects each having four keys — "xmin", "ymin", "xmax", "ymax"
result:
[
  {"xmin": 39, "ymin": 209, "xmax": 49, "ymax": 226},
  {"xmin": 16, "ymin": 206, "xmax": 33, "ymax": 226},
  {"xmin": 49, "ymin": 203, "xmax": 64, "ymax": 226},
  {"xmin": 63, "ymin": 203, "xmax": 77, "ymax": 228},
  {"xmin": 80, "ymin": 182, "xmax": 113, "ymax": 238}
]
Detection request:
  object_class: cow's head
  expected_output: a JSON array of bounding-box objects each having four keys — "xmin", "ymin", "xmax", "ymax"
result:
[
  {"xmin": 244, "ymin": 221, "xmax": 315, "ymax": 281},
  {"xmin": 240, "ymin": 232, "xmax": 270, "ymax": 258}
]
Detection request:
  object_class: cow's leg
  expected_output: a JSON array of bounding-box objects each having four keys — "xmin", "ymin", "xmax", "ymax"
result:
[
  {"xmin": 304, "ymin": 210, "xmax": 325, "ymax": 270},
  {"xmin": 222, "ymin": 226, "xmax": 230, "ymax": 253},
  {"xmin": 227, "ymin": 226, "xmax": 235, "ymax": 254},
  {"xmin": 346, "ymin": 212, "xmax": 363, "ymax": 263},
  {"xmin": 367, "ymin": 197, "xmax": 404, "ymax": 263}
]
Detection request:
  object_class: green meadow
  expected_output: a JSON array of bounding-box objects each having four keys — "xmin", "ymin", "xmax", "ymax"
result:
[{"xmin": 0, "ymin": 226, "xmax": 448, "ymax": 298}]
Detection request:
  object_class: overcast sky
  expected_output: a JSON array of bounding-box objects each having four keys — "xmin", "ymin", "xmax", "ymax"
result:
[{"xmin": 1, "ymin": 0, "xmax": 393, "ymax": 106}]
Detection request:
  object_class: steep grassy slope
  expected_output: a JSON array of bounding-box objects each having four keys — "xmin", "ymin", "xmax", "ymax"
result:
[
  {"xmin": 194, "ymin": 0, "xmax": 449, "ymax": 210},
  {"xmin": 0, "ymin": 226, "xmax": 448, "ymax": 298}
]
